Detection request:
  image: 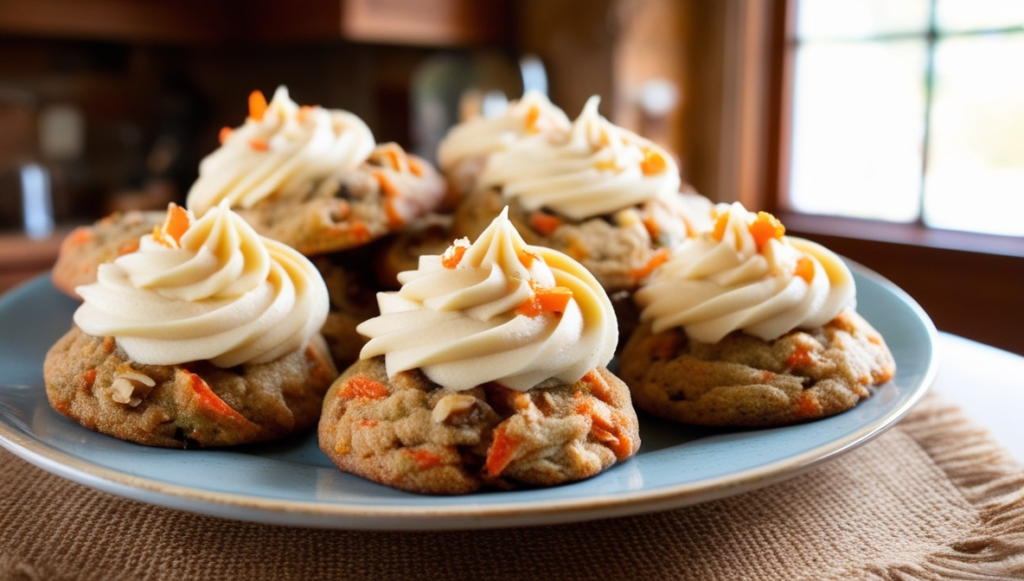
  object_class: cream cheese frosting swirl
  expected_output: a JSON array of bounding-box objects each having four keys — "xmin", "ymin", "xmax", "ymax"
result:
[
  {"xmin": 478, "ymin": 95, "xmax": 682, "ymax": 221},
  {"xmin": 187, "ymin": 86, "xmax": 375, "ymax": 217},
  {"xmin": 357, "ymin": 207, "xmax": 617, "ymax": 391},
  {"xmin": 74, "ymin": 201, "xmax": 330, "ymax": 367},
  {"xmin": 436, "ymin": 90, "xmax": 571, "ymax": 172},
  {"xmin": 635, "ymin": 202, "xmax": 856, "ymax": 343}
]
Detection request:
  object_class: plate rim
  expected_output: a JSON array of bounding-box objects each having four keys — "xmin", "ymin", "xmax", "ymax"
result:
[{"xmin": 0, "ymin": 268, "xmax": 939, "ymax": 529}]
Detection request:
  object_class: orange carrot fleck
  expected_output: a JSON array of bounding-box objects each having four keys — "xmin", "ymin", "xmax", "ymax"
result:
[
  {"xmin": 642, "ymin": 216, "xmax": 660, "ymax": 240},
  {"xmin": 749, "ymin": 211, "xmax": 786, "ymax": 251},
  {"xmin": 64, "ymin": 227, "xmax": 94, "ymax": 249},
  {"xmin": 358, "ymin": 419, "xmax": 378, "ymax": 428},
  {"xmin": 582, "ymin": 369, "xmax": 612, "ymax": 404},
  {"xmin": 349, "ymin": 222, "xmax": 371, "ymax": 242},
  {"xmin": 164, "ymin": 204, "xmax": 190, "ymax": 244},
  {"xmin": 631, "ymin": 248, "xmax": 670, "ymax": 280},
  {"xmin": 529, "ymin": 212, "xmax": 561, "ymax": 236},
  {"xmin": 517, "ymin": 248, "xmax": 538, "ymax": 268},
  {"xmin": 406, "ymin": 449, "xmax": 442, "ymax": 470},
  {"xmin": 340, "ymin": 376, "xmax": 389, "ymax": 400},
  {"xmin": 797, "ymin": 391, "xmax": 821, "ymax": 417},
  {"xmin": 153, "ymin": 204, "xmax": 190, "ymax": 248},
  {"xmin": 647, "ymin": 331, "xmax": 681, "ymax": 361},
  {"xmin": 385, "ymin": 147, "xmax": 404, "ymax": 171},
  {"xmin": 640, "ymin": 149, "xmax": 667, "ymax": 175},
  {"xmin": 218, "ymin": 126, "xmax": 232, "ymax": 144},
  {"xmin": 248, "ymin": 90, "xmax": 268, "ymax": 121},
  {"xmin": 786, "ymin": 346, "xmax": 813, "ymax": 369},
  {"xmin": 249, "ymin": 138, "xmax": 269, "ymax": 151},
  {"xmin": 525, "ymin": 104, "xmax": 541, "ymax": 133},
  {"xmin": 442, "ymin": 245, "xmax": 467, "ymax": 269},
  {"xmin": 794, "ymin": 256, "xmax": 815, "ymax": 284},
  {"xmin": 117, "ymin": 239, "xmax": 140, "ymax": 256},
  {"xmin": 188, "ymin": 372, "xmax": 248, "ymax": 422},
  {"xmin": 516, "ymin": 285, "xmax": 572, "ymax": 317},
  {"xmin": 711, "ymin": 212, "xmax": 730, "ymax": 242},
  {"xmin": 486, "ymin": 424, "xmax": 521, "ymax": 476},
  {"xmin": 407, "ymin": 157, "xmax": 423, "ymax": 176},
  {"xmin": 297, "ymin": 105, "xmax": 313, "ymax": 123},
  {"xmin": 594, "ymin": 158, "xmax": 618, "ymax": 172},
  {"xmin": 82, "ymin": 368, "xmax": 97, "ymax": 388},
  {"xmin": 867, "ymin": 335, "xmax": 882, "ymax": 346}
]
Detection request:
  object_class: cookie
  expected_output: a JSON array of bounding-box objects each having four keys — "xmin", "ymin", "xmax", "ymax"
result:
[
  {"xmin": 455, "ymin": 189, "xmax": 682, "ymax": 293},
  {"xmin": 370, "ymin": 215, "xmax": 453, "ymax": 289},
  {"xmin": 319, "ymin": 357, "xmax": 639, "ymax": 494},
  {"xmin": 44, "ymin": 327, "xmax": 337, "ymax": 447},
  {"xmin": 51, "ymin": 211, "xmax": 165, "ymax": 299},
  {"xmin": 313, "ymin": 253, "xmax": 381, "ymax": 369},
  {"xmin": 619, "ymin": 309, "xmax": 896, "ymax": 427},
  {"xmin": 235, "ymin": 143, "xmax": 446, "ymax": 256}
]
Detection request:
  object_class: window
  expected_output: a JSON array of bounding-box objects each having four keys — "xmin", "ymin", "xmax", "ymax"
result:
[{"xmin": 786, "ymin": 0, "xmax": 1024, "ymax": 237}]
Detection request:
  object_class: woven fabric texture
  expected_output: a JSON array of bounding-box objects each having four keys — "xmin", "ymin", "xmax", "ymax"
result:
[{"xmin": 2, "ymin": 393, "xmax": 1022, "ymax": 581}]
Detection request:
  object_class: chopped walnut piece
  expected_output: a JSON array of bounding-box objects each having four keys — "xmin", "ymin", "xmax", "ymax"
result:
[
  {"xmin": 431, "ymin": 394, "xmax": 478, "ymax": 423},
  {"xmin": 110, "ymin": 370, "xmax": 156, "ymax": 407}
]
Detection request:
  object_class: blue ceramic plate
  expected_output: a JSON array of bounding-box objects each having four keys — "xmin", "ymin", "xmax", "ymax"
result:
[{"xmin": 0, "ymin": 268, "xmax": 937, "ymax": 530}]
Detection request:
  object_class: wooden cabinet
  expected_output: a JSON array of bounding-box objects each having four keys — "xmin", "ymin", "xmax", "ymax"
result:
[{"xmin": 0, "ymin": 0, "xmax": 511, "ymax": 46}]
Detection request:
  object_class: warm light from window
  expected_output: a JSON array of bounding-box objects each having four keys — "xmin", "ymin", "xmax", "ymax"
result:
[{"xmin": 788, "ymin": 0, "xmax": 1024, "ymax": 236}]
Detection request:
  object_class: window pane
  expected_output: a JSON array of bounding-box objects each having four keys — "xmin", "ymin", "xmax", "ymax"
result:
[
  {"xmin": 936, "ymin": 0, "xmax": 1024, "ymax": 33},
  {"xmin": 798, "ymin": 0, "xmax": 931, "ymax": 40},
  {"xmin": 923, "ymin": 33, "xmax": 1024, "ymax": 236},
  {"xmin": 789, "ymin": 40, "xmax": 927, "ymax": 222}
]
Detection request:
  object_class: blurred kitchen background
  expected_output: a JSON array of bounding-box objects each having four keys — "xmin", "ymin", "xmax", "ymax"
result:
[{"xmin": 0, "ymin": 0, "xmax": 1021, "ymax": 354}]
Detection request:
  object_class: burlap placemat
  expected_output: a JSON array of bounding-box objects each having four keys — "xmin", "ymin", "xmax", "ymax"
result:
[{"xmin": 2, "ymin": 392, "xmax": 1022, "ymax": 581}]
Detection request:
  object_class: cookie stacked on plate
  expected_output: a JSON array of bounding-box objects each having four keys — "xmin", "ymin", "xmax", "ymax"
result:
[{"xmin": 44, "ymin": 87, "xmax": 896, "ymax": 497}]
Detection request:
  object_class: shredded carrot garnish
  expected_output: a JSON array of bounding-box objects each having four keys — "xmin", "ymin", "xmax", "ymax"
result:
[
  {"xmin": 749, "ymin": 211, "xmax": 785, "ymax": 252},
  {"xmin": 248, "ymin": 90, "xmax": 268, "ymax": 121},
  {"xmin": 442, "ymin": 245, "xmax": 467, "ymax": 269},
  {"xmin": 516, "ymin": 285, "xmax": 572, "ymax": 317},
  {"xmin": 340, "ymin": 376, "xmax": 389, "ymax": 399},
  {"xmin": 711, "ymin": 212, "xmax": 730, "ymax": 242},
  {"xmin": 794, "ymin": 256, "xmax": 815, "ymax": 284},
  {"xmin": 485, "ymin": 424, "xmax": 521, "ymax": 476},
  {"xmin": 407, "ymin": 157, "xmax": 423, "ymax": 176},
  {"xmin": 153, "ymin": 204, "xmax": 190, "ymax": 248},
  {"xmin": 218, "ymin": 126, "xmax": 232, "ymax": 145},
  {"xmin": 640, "ymin": 149, "xmax": 667, "ymax": 175},
  {"xmin": 642, "ymin": 216, "xmax": 660, "ymax": 240},
  {"xmin": 385, "ymin": 147, "xmax": 404, "ymax": 171},
  {"xmin": 529, "ymin": 212, "xmax": 562, "ymax": 236},
  {"xmin": 82, "ymin": 369, "xmax": 97, "ymax": 388},
  {"xmin": 406, "ymin": 449, "xmax": 442, "ymax": 470},
  {"xmin": 525, "ymin": 104, "xmax": 541, "ymax": 133},
  {"xmin": 517, "ymin": 248, "xmax": 538, "ymax": 268},
  {"xmin": 249, "ymin": 138, "xmax": 269, "ymax": 151},
  {"xmin": 631, "ymin": 247, "xmax": 670, "ymax": 280}
]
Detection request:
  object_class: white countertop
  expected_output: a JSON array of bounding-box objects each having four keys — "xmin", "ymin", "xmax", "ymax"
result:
[{"xmin": 931, "ymin": 332, "xmax": 1024, "ymax": 464}]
